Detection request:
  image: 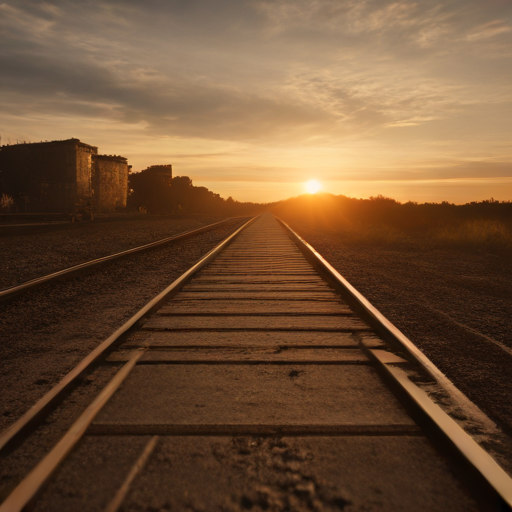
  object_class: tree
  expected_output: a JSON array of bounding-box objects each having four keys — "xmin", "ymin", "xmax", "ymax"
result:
[
  {"xmin": 128, "ymin": 168, "xmax": 172, "ymax": 213},
  {"xmin": 169, "ymin": 176, "xmax": 193, "ymax": 212}
]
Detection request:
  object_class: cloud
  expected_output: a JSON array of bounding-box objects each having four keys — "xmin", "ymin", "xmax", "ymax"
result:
[
  {"xmin": 465, "ymin": 19, "xmax": 512, "ymax": 41},
  {"xmin": 253, "ymin": 0, "xmax": 457, "ymax": 50},
  {"xmin": 327, "ymin": 161, "xmax": 512, "ymax": 182},
  {"xmin": 0, "ymin": 48, "xmax": 337, "ymax": 141},
  {"xmin": 0, "ymin": 0, "xmax": 511, "ymax": 202},
  {"xmin": 160, "ymin": 159, "xmax": 512, "ymax": 185},
  {"xmin": 254, "ymin": 0, "xmax": 512, "ymax": 65}
]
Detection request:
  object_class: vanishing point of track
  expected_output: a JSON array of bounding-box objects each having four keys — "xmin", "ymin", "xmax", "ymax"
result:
[{"xmin": 1, "ymin": 213, "xmax": 511, "ymax": 511}]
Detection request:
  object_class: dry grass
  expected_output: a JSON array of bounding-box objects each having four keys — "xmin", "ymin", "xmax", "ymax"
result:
[
  {"xmin": 433, "ymin": 219, "xmax": 512, "ymax": 252},
  {"xmin": 346, "ymin": 220, "xmax": 512, "ymax": 254},
  {"xmin": 273, "ymin": 193, "xmax": 512, "ymax": 254},
  {"xmin": 290, "ymin": 218, "xmax": 512, "ymax": 255}
]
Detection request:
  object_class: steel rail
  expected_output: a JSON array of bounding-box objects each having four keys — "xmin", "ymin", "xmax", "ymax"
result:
[
  {"xmin": 0, "ymin": 217, "xmax": 247, "ymax": 302},
  {"xmin": 368, "ymin": 349, "xmax": 512, "ymax": 510},
  {"xmin": 0, "ymin": 349, "xmax": 145, "ymax": 512},
  {"xmin": 0, "ymin": 215, "xmax": 258, "ymax": 456},
  {"xmin": 104, "ymin": 435, "xmax": 160, "ymax": 512},
  {"xmin": 277, "ymin": 216, "xmax": 512, "ymax": 510},
  {"xmin": 275, "ymin": 218, "xmax": 497, "ymax": 428}
]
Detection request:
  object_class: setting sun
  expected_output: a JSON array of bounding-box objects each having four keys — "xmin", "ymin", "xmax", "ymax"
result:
[{"xmin": 305, "ymin": 179, "xmax": 322, "ymax": 194}]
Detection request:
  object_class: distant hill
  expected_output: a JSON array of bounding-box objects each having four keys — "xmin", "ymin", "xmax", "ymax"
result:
[{"xmin": 270, "ymin": 193, "xmax": 512, "ymax": 232}]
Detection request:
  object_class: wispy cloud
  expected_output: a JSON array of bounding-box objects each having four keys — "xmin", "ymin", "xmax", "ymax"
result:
[{"xmin": 465, "ymin": 20, "xmax": 512, "ymax": 41}]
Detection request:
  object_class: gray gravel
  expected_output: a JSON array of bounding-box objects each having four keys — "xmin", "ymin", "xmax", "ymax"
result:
[{"xmin": 288, "ymin": 222, "xmax": 512, "ymax": 437}]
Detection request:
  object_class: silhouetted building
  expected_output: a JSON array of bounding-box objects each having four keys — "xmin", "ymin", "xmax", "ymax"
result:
[
  {"xmin": 0, "ymin": 139, "xmax": 96, "ymax": 213},
  {"xmin": 0, "ymin": 138, "xmax": 129, "ymax": 214}
]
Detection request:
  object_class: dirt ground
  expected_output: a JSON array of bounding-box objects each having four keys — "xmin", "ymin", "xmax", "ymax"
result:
[
  {"xmin": 0, "ymin": 214, "xmax": 229, "ymax": 289},
  {"xmin": 288, "ymin": 221, "xmax": 512, "ymax": 438},
  {"xmin": 1, "ymin": 213, "xmax": 489, "ymax": 512}
]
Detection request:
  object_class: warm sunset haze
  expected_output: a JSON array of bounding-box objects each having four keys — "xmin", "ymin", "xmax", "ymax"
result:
[
  {"xmin": 1, "ymin": 4, "xmax": 512, "ymax": 506},
  {"xmin": 0, "ymin": 0, "xmax": 511, "ymax": 203},
  {"xmin": 305, "ymin": 180, "xmax": 322, "ymax": 194}
]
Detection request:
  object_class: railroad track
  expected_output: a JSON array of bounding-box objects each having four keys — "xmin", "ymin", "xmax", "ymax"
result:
[
  {"xmin": 0, "ymin": 217, "xmax": 247, "ymax": 301},
  {"xmin": 1, "ymin": 213, "xmax": 511, "ymax": 511}
]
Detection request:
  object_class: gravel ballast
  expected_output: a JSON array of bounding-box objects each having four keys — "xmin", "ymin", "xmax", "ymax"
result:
[{"xmin": 0, "ymin": 214, "xmax": 229, "ymax": 289}]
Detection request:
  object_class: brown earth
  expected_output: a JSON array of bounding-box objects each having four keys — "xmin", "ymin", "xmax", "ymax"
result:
[
  {"xmin": 287, "ymin": 221, "xmax": 512, "ymax": 438},
  {"xmin": 1, "ymin": 213, "xmax": 487, "ymax": 511},
  {"xmin": 2, "ymin": 215, "xmax": 511, "ymax": 437}
]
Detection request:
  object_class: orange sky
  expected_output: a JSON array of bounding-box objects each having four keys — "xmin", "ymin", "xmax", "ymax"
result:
[{"xmin": 1, "ymin": 0, "xmax": 511, "ymax": 203}]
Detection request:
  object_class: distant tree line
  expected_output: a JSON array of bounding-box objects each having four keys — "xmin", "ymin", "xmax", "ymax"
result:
[
  {"xmin": 128, "ymin": 167, "xmax": 511, "ymax": 230},
  {"xmin": 270, "ymin": 193, "xmax": 512, "ymax": 231},
  {"xmin": 128, "ymin": 169, "xmax": 265, "ymax": 216}
]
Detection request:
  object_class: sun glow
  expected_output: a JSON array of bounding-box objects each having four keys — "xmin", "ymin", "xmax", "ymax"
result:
[{"xmin": 305, "ymin": 179, "xmax": 322, "ymax": 194}]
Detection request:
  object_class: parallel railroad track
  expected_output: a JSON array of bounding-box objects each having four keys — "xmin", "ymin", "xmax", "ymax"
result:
[
  {"xmin": 0, "ymin": 213, "xmax": 511, "ymax": 511},
  {"xmin": 0, "ymin": 217, "xmax": 247, "ymax": 301}
]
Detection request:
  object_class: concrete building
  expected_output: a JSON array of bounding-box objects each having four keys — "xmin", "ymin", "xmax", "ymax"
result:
[
  {"xmin": 92, "ymin": 154, "xmax": 129, "ymax": 213},
  {"xmin": 0, "ymin": 138, "xmax": 129, "ymax": 214},
  {"xmin": 0, "ymin": 138, "xmax": 96, "ymax": 213}
]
